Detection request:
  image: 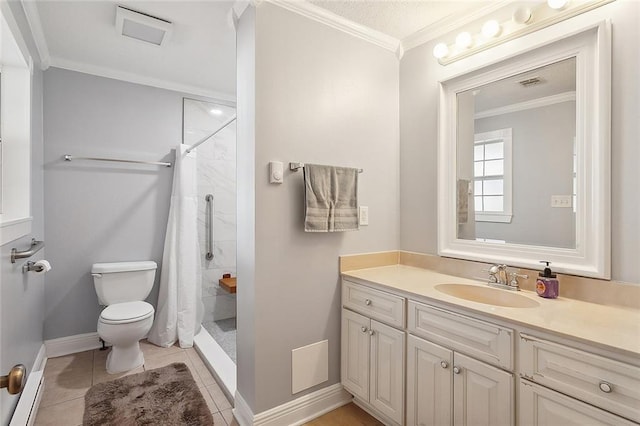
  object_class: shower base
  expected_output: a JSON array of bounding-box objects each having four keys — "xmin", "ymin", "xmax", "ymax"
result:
[{"xmin": 202, "ymin": 317, "xmax": 236, "ymax": 363}]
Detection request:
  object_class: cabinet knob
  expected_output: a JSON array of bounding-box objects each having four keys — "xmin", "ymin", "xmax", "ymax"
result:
[
  {"xmin": 440, "ymin": 361, "xmax": 449, "ymax": 369},
  {"xmin": 368, "ymin": 330, "xmax": 374, "ymax": 336},
  {"xmin": 361, "ymin": 326, "xmax": 367, "ymax": 333},
  {"xmin": 599, "ymin": 381, "xmax": 613, "ymax": 393},
  {"xmin": 365, "ymin": 299, "xmax": 372, "ymax": 306},
  {"xmin": 453, "ymin": 366, "xmax": 461, "ymax": 374}
]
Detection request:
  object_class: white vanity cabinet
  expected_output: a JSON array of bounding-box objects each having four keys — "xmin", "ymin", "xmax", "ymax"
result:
[
  {"xmin": 406, "ymin": 302, "xmax": 514, "ymax": 426},
  {"xmin": 340, "ymin": 276, "xmax": 639, "ymax": 426},
  {"xmin": 341, "ymin": 281, "xmax": 406, "ymax": 425},
  {"xmin": 519, "ymin": 333, "xmax": 640, "ymax": 425}
]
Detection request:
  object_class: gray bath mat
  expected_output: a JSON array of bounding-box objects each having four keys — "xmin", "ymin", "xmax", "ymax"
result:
[{"xmin": 83, "ymin": 362, "xmax": 214, "ymax": 425}]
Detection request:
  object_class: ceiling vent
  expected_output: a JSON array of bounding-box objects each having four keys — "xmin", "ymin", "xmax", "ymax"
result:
[
  {"xmin": 115, "ymin": 6, "xmax": 172, "ymax": 46},
  {"xmin": 518, "ymin": 77, "xmax": 543, "ymax": 87}
]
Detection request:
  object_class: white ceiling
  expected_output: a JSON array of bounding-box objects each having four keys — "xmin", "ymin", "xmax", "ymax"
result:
[
  {"xmin": 309, "ymin": 0, "xmax": 495, "ymax": 40},
  {"xmin": 34, "ymin": 1, "xmax": 237, "ymax": 99},
  {"xmin": 474, "ymin": 57, "xmax": 576, "ymax": 112},
  {"xmin": 30, "ymin": 0, "xmax": 505, "ymax": 100}
]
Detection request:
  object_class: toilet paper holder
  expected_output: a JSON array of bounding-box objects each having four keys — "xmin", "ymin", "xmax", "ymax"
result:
[{"xmin": 22, "ymin": 261, "xmax": 46, "ymax": 273}]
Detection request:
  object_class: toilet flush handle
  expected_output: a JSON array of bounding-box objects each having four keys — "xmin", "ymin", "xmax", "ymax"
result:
[{"xmin": 92, "ymin": 273, "xmax": 102, "ymax": 278}]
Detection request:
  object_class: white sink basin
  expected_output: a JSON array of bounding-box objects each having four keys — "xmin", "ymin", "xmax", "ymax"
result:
[{"xmin": 435, "ymin": 284, "xmax": 540, "ymax": 308}]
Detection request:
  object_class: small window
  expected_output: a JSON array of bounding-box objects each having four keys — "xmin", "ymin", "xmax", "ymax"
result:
[
  {"xmin": 473, "ymin": 129, "xmax": 512, "ymax": 223},
  {"xmin": 0, "ymin": 10, "xmax": 33, "ymax": 244}
]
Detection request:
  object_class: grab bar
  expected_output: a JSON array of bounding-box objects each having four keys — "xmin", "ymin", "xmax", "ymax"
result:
[
  {"xmin": 205, "ymin": 194, "xmax": 214, "ymax": 260},
  {"xmin": 11, "ymin": 238, "xmax": 45, "ymax": 263}
]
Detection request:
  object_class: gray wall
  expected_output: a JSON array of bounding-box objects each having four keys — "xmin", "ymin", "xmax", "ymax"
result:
[
  {"xmin": 473, "ymin": 102, "xmax": 576, "ymax": 248},
  {"xmin": 42, "ymin": 68, "xmax": 216, "ymax": 339},
  {"xmin": 237, "ymin": 2, "xmax": 399, "ymax": 413},
  {"xmin": 0, "ymin": 1, "xmax": 45, "ymax": 424},
  {"xmin": 400, "ymin": 0, "xmax": 640, "ymax": 284}
]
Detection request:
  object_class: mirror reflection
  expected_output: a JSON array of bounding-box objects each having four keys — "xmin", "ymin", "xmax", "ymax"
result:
[{"xmin": 456, "ymin": 57, "xmax": 576, "ymax": 249}]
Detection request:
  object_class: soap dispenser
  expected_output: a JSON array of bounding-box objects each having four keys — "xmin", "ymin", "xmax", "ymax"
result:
[{"xmin": 536, "ymin": 261, "xmax": 559, "ymax": 299}]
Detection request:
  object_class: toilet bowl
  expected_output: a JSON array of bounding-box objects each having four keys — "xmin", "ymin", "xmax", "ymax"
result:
[
  {"xmin": 92, "ymin": 261, "xmax": 157, "ymax": 374},
  {"xmin": 98, "ymin": 301, "xmax": 154, "ymax": 374}
]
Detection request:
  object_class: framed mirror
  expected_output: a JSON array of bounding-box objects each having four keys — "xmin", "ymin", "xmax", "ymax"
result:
[{"xmin": 438, "ymin": 20, "xmax": 611, "ymax": 278}]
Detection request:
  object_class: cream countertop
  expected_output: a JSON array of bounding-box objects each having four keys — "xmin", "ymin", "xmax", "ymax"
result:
[{"xmin": 342, "ymin": 265, "xmax": 640, "ymax": 357}]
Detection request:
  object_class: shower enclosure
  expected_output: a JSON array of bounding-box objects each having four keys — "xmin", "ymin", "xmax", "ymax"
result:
[{"xmin": 183, "ymin": 98, "xmax": 237, "ymax": 380}]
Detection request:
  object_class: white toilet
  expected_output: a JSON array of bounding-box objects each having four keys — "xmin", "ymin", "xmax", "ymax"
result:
[{"xmin": 92, "ymin": 261, "xmax": 157, "ymax": 374}]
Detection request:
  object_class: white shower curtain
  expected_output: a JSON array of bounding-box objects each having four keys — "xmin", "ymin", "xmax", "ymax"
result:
[{"xmin": 148, "ymin": 145, "xmax": 204, "ymax": 348}]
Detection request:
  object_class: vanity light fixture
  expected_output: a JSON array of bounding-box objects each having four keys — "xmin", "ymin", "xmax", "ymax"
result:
[
  {"xmin": 481, "ymin": 20, "xmax": 501, "ymax": 38},
  {"xmin": 512, "ymin": 7, "xmax": 533, "ymax": 24},
  {"xmin": 431, "ymin": 0, "xmax": 612, "ymax": 64},
  {"xmin": 432, "ymin": 43, "xmax": 449, "ymax": 59},
  {"xmin": 547, "ymin": 0, "xmax": 569, "ymax": 10},
  {"xmin": 455, "ymin": 32, "xmax": 473, "ymax": 49}
]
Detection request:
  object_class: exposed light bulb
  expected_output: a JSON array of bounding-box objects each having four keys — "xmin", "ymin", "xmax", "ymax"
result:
[
  {"xmin": 210, "ymin": 109, "xmax": 223, "ymax": 115},
  {"xmin": 512, "ymin": 7, "xmax": 532, "ymax": 24},
  {"xmin": 547, "ymin": 0, "xmax": 568, "ymax": 10},
  {"xmin": 432, "ymin": 42, "xmax": 449, "ymax": 59},
  {"xmin": 456, "ymin": 32, "xmax": 473, "ymax": 49},
  {"xmin": 481, "ymin": 20, "xmax": 501, "ymax": 38}
]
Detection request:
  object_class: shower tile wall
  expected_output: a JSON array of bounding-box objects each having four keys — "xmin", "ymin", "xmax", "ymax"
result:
[{"xmin": 192, "ymin": 106, "xmax": 237, "ymax": 324}]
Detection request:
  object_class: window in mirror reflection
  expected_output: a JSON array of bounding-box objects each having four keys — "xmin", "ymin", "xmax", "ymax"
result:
[
  {"xmin": 473, "ymin": 128, "xmax": 512, "ymax": 221},
  {"xmin": 457, "ymin": 57, "xmax": 577, "ymax": 249}
]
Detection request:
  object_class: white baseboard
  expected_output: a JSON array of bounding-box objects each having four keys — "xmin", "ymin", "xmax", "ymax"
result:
[
  {"xmin": 32, "ymin": 344, "xmax": 47, "ymax": 372},
  {"xmin": 44, "ymin": 332, "xmax": 102, "ymax": 358},
  {"xmin": 234, "ymin": 384, "xmax": 352, "ymax": 426}
]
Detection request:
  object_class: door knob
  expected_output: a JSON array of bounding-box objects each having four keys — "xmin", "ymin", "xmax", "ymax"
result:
[
  {"xmin": 440, "ymin": 361, "xmax": 449, "ymax": 369},
  {"xmin": 1, "ymin": 365, "xmax": 26, "ymax": 395},
  {"xmin": 453, "ymin": 366, "xmax": 462, "ymax": 375}
]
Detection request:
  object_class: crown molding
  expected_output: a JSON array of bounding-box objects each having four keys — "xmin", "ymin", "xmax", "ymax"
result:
[
  {"xmin": 49, "ymin": 56, "xmax": 236, "ymax": 102},
  {"xmin": 266, "ymin": 0, "xmax": 401, "ymax": 55},
  {"xmin": 20, "ymin": 0, "xmax": 51, "ymax": 70},
  {"xmin": 475, "ymin": 91, "xmax": 576, "ymax": 119},
  {"xmin": 402, "ymin": 0, "xmax": 515, "ymax": 52}
]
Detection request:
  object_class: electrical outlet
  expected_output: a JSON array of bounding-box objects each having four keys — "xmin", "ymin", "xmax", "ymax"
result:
[
  {"xmin": 359, "ymin": 206, "xmax": 369, "ymax": 226},
  {"xmin": 551, "ymin": 195, "xmax": 572, "ymax": 208}
]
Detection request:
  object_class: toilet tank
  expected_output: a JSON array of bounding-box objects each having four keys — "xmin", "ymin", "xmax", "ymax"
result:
[{"xmin": 92, "ymin": 261, "xmax": 157, "ymax": 305}]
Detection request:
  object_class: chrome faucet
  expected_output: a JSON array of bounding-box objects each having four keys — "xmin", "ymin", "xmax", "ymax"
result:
[{"xmin": 487, "ymin": 264, "xmax": 528, "ymax": 291}]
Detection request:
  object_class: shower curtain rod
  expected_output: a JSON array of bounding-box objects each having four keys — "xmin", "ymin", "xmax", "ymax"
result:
[{"xmin": 185, "ymin": 115, "xmax": 237, "ymax": 153}]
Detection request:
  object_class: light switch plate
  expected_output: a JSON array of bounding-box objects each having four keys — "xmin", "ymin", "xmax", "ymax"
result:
[
  {"xmin": 359, "ymin": 206, "xmax": 369, "ymax": 226},
  {"xmin": 551, "ymin": 195, "xmax": 572, "ymax": 208}
]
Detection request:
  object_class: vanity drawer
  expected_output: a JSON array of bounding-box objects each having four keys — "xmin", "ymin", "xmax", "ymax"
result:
[
  {"xmin": 342, "ymin": 280, "xmax": 405, "ymax": 328},
  {"xmin": 520, "ymin": 333, "xmax": 640, "ymax": 423},
  {"xmin": 408, "ymin": 300, "xmax": 513, "ymax": 370}
]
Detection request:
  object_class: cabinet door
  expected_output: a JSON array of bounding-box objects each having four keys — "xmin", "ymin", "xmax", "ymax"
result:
[
  {"xmin": 370, "ymin": 319, "xmax": 405, "ymax": 425},
  {"xmin": 519, "ymin": 379, "xmax": 637, "ymax": 426},
  {"xmin": 407, "ymin": 335, "xmax": 453, "ymax": 426},
  {"xmin": 341, "ymin": 309, "xmax": 370, "ymax": 401},
  {"xmin": 453, "ymin": 353, "xmax": 513, "ymax": 426}
]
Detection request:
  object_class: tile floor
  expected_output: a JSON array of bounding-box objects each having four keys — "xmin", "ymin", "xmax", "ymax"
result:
[
  {"xmin": 33, "ymin": 339, "xmax": 380, "ymax": 426},
  {"xmin": 34, "ymin": 340, "xmax": 237, "ymax": 426}
]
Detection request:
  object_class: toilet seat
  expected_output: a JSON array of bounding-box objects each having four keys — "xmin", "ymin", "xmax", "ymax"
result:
[{"xmin": 100, "ymin": 301, "xmax": 154, "ymax": 325}]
